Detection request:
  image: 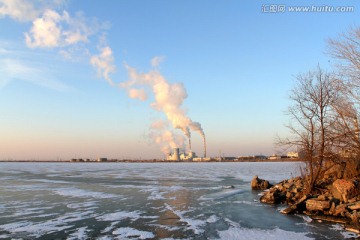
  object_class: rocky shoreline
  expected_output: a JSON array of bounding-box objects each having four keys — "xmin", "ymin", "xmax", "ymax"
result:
[{"xmin": 251, "ymin": 175, "xmax": 360, "ymax": 235}]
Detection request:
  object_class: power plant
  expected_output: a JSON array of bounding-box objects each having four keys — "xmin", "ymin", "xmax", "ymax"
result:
[
  {"xmin": 167, "ymin": 148, "xmax": 196, "ymax": 161},
  {"xmin": 166, "ymin": 135, "xmax": 207, "ymax": 161}
]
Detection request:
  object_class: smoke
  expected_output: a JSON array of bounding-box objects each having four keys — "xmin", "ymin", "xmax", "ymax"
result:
[
  {"xmin": 128, "ymin": 88, "xmax": 148, "ymax": 101},
  {"xmin": 121, "ymin": 57, "xmax": 205, "ymax": 153},
  {"xmin": 148, "ymin": 120, "xmax": 185, "ymax": 155},
  {"xmin": 3, "ymin": 0, "xmax": 204, "ymax": 156},
  {"xmin": 151, "ymin": 56, "xmax": 165, "ymax": 68}
]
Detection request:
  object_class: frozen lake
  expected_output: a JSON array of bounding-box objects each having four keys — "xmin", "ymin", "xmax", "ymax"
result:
[{"xmin": 0, "ymin": 162, "xmax": 357, "ymax": 239}]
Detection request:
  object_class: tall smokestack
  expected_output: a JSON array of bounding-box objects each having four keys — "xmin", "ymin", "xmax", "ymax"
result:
[
  {"xmin": 174, "ymin": 147, "xmax": 180, "ymax": 161},
  {"xmin": 203, "ymin": 136, "xmax": 206, "ymax": 158},
  {"xmin": 188, "ymin": 137, "xmax": 192, "ymax": 152}
]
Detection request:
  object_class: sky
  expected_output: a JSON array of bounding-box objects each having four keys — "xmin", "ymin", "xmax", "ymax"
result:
[{"xmin": 0, "ymin": 0, "xmax": 359, "ymax": 160}]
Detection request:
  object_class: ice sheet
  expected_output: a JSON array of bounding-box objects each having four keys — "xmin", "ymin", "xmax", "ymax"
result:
[
  {"xmin": 218, "ymin": 227, "xmax": 314, "ymax": 240},
  {"xmin": 112, "ymin": 227, "xmax": 155, "ymax": 239},
  {"xmin": 54, "ymin": 188, "xmax": 120, "ymax": 199}
]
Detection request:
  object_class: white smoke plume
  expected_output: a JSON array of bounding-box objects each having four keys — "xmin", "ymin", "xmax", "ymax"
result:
[
  {"xmin": 2, "ymin": 0, "xmax": 202, "ymax": 155},
  {"xmin": 128, "ymin": 88, "xmax": 148, "ymax": 101},
  {"xmin": 151, "ymin": 56, "xmax": 165, "ymax": 68},
  {"xmin": 121, "ymin": 57, "xmax": 205, "ymax": 152},
  {"xmin": 149, "ymin": 120, "xmax": 185, "ymax": 155}
]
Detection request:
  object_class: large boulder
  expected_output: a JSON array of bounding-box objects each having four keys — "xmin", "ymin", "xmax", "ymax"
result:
[
  {"xmin": 251, "ymin": 175, "xmax": 272, "ymax": 190},
  {"xmin": 306, "ymin": 199, "xmax": 331, "ymax": 212},
  {"xmin": 332, "ymin": 179, "xmax": 357, "ymax": 203}
]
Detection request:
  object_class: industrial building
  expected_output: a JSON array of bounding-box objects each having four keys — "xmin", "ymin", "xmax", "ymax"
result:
[{"xmin": 167, "ymin": 148, "xmax": 197, "ymax": 161}]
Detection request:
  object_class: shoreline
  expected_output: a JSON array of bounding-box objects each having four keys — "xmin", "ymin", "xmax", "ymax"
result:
[
  {"xmin": 254, "ymin": 176, "xmax": 360, "ymax": 236},
  {"xmin": 0, "ymin": 158, "xmax": 304, "ymax": 163}
]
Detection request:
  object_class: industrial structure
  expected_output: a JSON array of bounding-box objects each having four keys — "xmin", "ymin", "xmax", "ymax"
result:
[{"xmin": 167, "ymin": 148, "xmax": 197, "ymax": 161}]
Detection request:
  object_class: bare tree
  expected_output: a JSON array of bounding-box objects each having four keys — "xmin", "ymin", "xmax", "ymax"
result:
[
  {"xmin": 329, "ymin": 88, "xmax": 360, "ymax": 178},
  {"xmin": 328, "ymin": 26, "xmax": 360, "ymax": 86},
  {"xmin": 328, "ymin": 26, "xmax": 360, "ymax": 177},
  {"xmin": 281, "ymin": 67, "xmax": 340, "ymax": 192}
]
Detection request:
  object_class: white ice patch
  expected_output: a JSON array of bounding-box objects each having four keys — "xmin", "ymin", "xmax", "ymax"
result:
[
  {"xmin": 29, "ymin": 179, "xmax": 71, "ymax": 184},
  {"xmin": 67, "ymin": 201, "xmax": 98, "ymax": 209},
  {"xmin": 0, "ymin": 234, "xmax": 10, "ymax": 239},
  {"xmin": 8, "ymin": 206, "xmax": 54, "ymax": 217},
  {"xmin": 54, "ymin": 188, "xmax": 119, "ymax": 199},
  {"xmin": 102, "ymin": 221, "xmax": 119, "ymax": 233},
  {"xmin": 164, "ymin": 203, "xmax": 206, "ymax": 235},
  {"xmin": 232, "ymin": 200, "xmax": 261, "ymax": 206},
  {"xmin": 0, "ymin": 220, "xmax": 73, "ymax": 238},
  {"xmin": 112, "ymin": 227, "xmax": 155, "ymax": 239},
  {"xmin": 341, "ymin": 231, "xmax": 359, "ymax": 239},
  {"xmin": 329, "ymin": 224, "xmax": 343, "ymax": 231},
  {"xmin": 66, "ymin": 227, "xmax": 89, "ymax": 240},
  {"xmin": 96, "ymin": 211, "xmax": 142, "ymax": 222},
  {"xmin": 148, "ymin": 190, "xmax": 166, "ymax": 200},
  {"xmin": 206, "ymin": 215, "xmax": 219, "ymax": 223},
  {"xmin": 330, "ymin": 224, "xmax": 359, "ymax": 239},
  {"xmin": 96, "ymin": 236, "xmax": 113, "ymax": 240},
  {"xmin": 0, "ymin": 211, "xmax": 95, "ymax": 238},
  {"xmin": 302, "ymin": 215, "xmax": 313, "ymax": 223},
  {"xmin": 218, "ymin": 227, "xmax": 313, "ymax": 240},
  {"xmin": 224, "ymin": 218, "xmax": 241, "ymax": 228},
  {"xmin": 140, "ymin": 185, "xmax": 184, "ymax": 201}
]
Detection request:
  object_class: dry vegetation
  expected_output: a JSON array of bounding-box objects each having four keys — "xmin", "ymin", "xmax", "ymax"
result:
[{"xmin": 279, "ymin": 26, "xmax": 360, "ymax": 193}]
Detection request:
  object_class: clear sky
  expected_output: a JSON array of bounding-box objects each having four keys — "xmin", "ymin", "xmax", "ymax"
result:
[{"xmin": 0, "ymin": 0, "xmax": 359, "ymax": 160}]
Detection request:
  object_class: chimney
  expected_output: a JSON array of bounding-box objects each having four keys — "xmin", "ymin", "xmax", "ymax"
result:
[
  {"xmin": 203, "ymin": 137, "xmax": 207, "ymax": 158},
  {"xmin": 188, "ymin": 137, "xmax": 192, "ymax": 152}
]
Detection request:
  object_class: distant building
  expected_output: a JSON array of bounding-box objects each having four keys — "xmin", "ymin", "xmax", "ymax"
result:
[
  {"xmin": 167, "ymin": 148, "xmax": 180, "ymax": 161},
  {"xmin": 287, "ymin": 152, "xmax": 299, "ymax": 158},
  {"xmin": 167, "ymin": 148, "xmax": 197, "ymax": 161},
  {"xmin": 180, "ymin": 151, "xmax": 196, "ymax": 161},
  {"xmin": 268, "ymin": 154, "xmax": 281, "ymax": 160},
  {"xmin": 193, "ymin": 157, "xmax": 211, "ymax": 162},
  {"xmin": 97, "ymin": 157, "xmax": 107, "ymax": 162}
]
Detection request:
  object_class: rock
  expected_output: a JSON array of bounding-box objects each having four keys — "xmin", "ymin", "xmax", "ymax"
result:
[
  {"xmin": 260, "ymin": 189, "xmax": 285, "ymax": 204},
  {"xmin": 329, "ymin": 202, "xmax": 336, "ymax": 215},
  {"xmin": 332, "ymin": 179, "xmax": 357, "ymax": 203},
  {"xmin": 348, "ymin": 201, "xmax": 360, "ymax": 211},
  {"xmin": 283, "ymin": 182, "xmax": 293, "ymax": 189},
  {"xmin": 348, "ymin": 198, "xmax": 357, "ymax": 203},
  {"xmin": 317, "ymin": 195, "xmax": 326, "ymax": 201},
  {"xmin": 281, "ymin": 195, "xmax": 308, "ymax": 214},
  {"xmin": 334, "ymin": 204, "xmax": 347, "ymax": 216},
  {"xmin": 308, "ymin": 214, "xmax": 350, "ymax": 224},
  {"xmin": 251, "ymin": 175, "xmax": 272, "ymax": 190},
  {"xmin": 286, "ymin": 191, "xmax": 293, "ymax": 200},
  {"xmin": 306, "ymin": 199, "xmax": 331, "ymax": 212}
]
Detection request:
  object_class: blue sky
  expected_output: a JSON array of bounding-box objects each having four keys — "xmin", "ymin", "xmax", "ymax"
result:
[{"xmin": 0, "ymin": 0, "xmax": 359, "ymax": 160}]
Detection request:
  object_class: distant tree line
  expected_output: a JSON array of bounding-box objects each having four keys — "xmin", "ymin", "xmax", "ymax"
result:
[{"xmin": 280, "ymin": 26, "xmax": 360, "ymax": 193}]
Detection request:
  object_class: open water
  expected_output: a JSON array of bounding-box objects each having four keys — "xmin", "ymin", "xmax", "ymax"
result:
[{"xmin": 0, "ymin": 162, "xmax": 358, "ymax": 239}]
